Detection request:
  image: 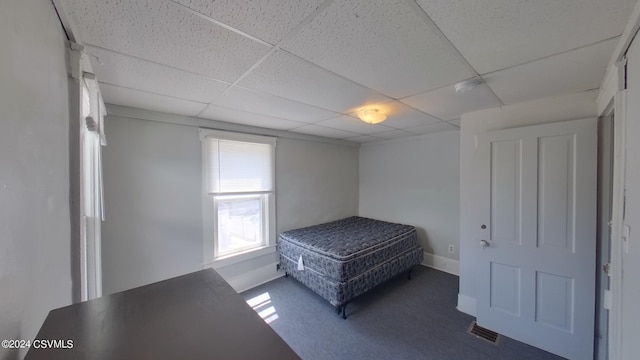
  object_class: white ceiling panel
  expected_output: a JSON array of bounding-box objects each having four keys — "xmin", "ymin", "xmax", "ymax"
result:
[
  {"xmin": 172, "ymin": 0, "xmax": 326, "ymax": 44},
  {"xmin": 417, "ymin": 0, "xmax": 635, "ymax": 74},
  {"xmin": 214, "ymin": 86, "xmax": 339, "ymax": 124},
  {"xmin": 199, "ymin": 105, "xmax": 307, "ymax": 130},
  {"xmin": 281, "ymin": 0, "xmax": 474, "ymax": 98},
  {"xmin": 405, "ymin": 122, "xmax": 459, "ymax": 135},
  {"xmin": 344, "ymin": 135, "xmax": 382, "ymax": 143},
  {"xmin": 485, "ymin": 38, "xmax": 617, "ymax": 105},
  {"xmin": 289, "ymin": 124, "xmax": 359, "ymax": 139},
  {"xmin": 373, "ymin": 129, "xmax": 417, "ymax": 139},
  {"xmin": 59, "ymin": 0, "xmax": 634, "ymax": 142},
  {"xmin": 402, "ymin": 83, "xmax": 502, "ymax": 121},
  {"xmin": 447, "ymin": 119, "xmax": 461, "ymax": 128},
  {"xmin": 87, "ymin": 46, "xmax": 229, "ymax": 104},
  {"xmin": 348, "ymin": 101, "xmax": 441, "ymax": 129},
  {"xmin": 62, "ymin": 0, "xmax": 270, "ymax": 82},
  {"xmin": 238, "ymin": 50, "xmax": 391, "ymax": 113},
  {"xmin": 315, "ymin": 116, "xmax": 391, "ymax": 135},
  {"xmin": 100, "ymin": 83, "xmax": 207, "ymax": 117}
]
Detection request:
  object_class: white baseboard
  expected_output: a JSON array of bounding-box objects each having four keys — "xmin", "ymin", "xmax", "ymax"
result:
[
  {"xmin": 457, "ymin": 293, "xmax": 477, "ymax": 317},
  {"xmin": 421, "ymin": 252, "xmax": 460, "ymax": 276},
  {"xmin": 220, "ymin": 252, "xmax": 460, "ymax": 293},
  {"xmin": 216, "ymin": 262, "xmax": 284, "ymax": 293}
]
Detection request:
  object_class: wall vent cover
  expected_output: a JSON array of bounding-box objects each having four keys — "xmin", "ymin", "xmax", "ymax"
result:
[{"xmin": 468, "ymin": 321, "xmax": 501, "ymax": 345}]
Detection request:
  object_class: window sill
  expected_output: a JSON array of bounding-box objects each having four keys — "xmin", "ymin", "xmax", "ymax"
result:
[{"xmin": 204, "ymin": 245, "xmax": 277, "ymax": 269}]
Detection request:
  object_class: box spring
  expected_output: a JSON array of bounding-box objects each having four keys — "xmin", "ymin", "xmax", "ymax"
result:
[{"xmin": 278, "ymin": 216, "xmax": 424, "ymax": 309}]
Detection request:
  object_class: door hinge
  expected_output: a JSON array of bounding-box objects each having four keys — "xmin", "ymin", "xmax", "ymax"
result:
[
  {"xmin": 603, "ymin": 263, "xmax": 611, "ymax": 275},
  {"xmin": 623, "ymin": 225, "xmax": 631, "ymax": 254},
  {"xmin": 617, "ymin": 57, "xmax": 627, "ymax": 91}
]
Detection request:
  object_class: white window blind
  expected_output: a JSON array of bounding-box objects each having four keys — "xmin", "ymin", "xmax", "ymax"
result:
[
  {"xmin": 200, "ymin": 129, "xmax": 277, "ymax": 263},
  {"xmin": 203, "ymin": 136, "xmax": 275, "ymax": 194}
]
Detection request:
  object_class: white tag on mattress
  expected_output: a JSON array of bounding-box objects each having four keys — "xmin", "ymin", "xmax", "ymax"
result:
[{"xmin": 297, "ymin": 255, "xmax": 305, "ymax": 271}]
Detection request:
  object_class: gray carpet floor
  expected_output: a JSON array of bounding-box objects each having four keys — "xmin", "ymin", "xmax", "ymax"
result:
[{"xmin": 241, "ymin": 266, "xmax": 565, "ymax": 360}]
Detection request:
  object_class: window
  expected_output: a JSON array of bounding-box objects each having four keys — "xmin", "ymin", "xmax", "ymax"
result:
[
  {"xmin": 79, "ymin": 70, "xmax": 106, "ymax": 301},
  {"xmin": 200, "ymin": 130, "xmax": 276, "ymax": 264}
]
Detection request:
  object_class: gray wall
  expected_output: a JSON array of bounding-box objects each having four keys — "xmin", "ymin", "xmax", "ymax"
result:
[
  {"xmin": 359, "ymin": 131, "xmax": 460, "ymax": 260},
  {"xmin": 102, "ymin": 113, "xmax": 359, "ymax": 294},
  {"xmin": 102, "ymin": 117, "xmax": 203, "ymax": 294},
  {"xmin": 277, "ymin": 138, "xmax": 359, "ymax": 233},
  {"xmin": 0, "ymin": 1, "xmax": 72, "ymax": 359}
]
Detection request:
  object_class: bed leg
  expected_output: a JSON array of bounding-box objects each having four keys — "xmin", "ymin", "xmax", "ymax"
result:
[
  {"xmin": 285, "ymin": 272, "xmax": 289, "ymax": 277},
  {"xmin": 342, "ymin": 303, "xmax": 348, "ymax": 319},
  {"xmin": 407, "ymin": 269, "xmax": 412, "ymax": 280}
]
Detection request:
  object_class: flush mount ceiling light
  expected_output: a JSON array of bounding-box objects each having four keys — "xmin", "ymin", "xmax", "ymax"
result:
[
  {"xmin": 359, "ymin": 109, "xmax": 387, "ymax": 124},
  {"xmin": 454, "ymin": 79, "xmax": 482, "ymax": 94}
]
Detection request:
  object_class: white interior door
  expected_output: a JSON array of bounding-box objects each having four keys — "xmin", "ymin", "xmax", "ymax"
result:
[{"xmin": 475, "ymin": 118, "xmax": 597, "ymax": 360}]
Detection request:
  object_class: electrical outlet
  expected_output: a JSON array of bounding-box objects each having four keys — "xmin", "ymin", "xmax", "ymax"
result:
[{"xmin": 448, "ymin": 245, "xmax": 455, "ymax": 253}]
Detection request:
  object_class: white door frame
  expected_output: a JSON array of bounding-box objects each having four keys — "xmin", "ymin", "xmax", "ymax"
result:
[
  {"xmin": 607, "ymin": 90, "xmax": 626, "ymax": 360},
  {"xmin": 596, "ymin": 3, "xmax": 640, "ymax": 357}
]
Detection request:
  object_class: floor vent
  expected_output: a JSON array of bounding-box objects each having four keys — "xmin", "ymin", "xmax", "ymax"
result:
[{"xmin": 468, "ymin": 321, "xmax": 501, "ymax": 345}]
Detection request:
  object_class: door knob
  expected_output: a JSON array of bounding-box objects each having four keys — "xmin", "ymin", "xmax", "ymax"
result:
[{"xmin": 480, "ymin": 240, "xmax": 489, "ymax": 248}]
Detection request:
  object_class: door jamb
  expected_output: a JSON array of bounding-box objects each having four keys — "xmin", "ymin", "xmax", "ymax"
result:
[{"xmin": 607, "ymin": 90, "xmax": 626, "ymax": 360}]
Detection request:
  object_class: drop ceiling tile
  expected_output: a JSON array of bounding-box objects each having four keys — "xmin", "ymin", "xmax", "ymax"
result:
[
  {"xmin": 349, "ymin": 101, "xmax": 441, "ymax": 129},
  {"xmin": 87, "ymin": 46, "xmax": 229, "ymax": 104},
  {"xmin": 416, "ymin": 0, "xmax": 635, "ymax": 73},
  {"xmin": 405, "ymin": 122, "xmax": 459, "ymax": 135},
  {"xmin": 402, "ymin": 82, "xmax": 501, "ymax": 121},
  {"xmin": 290, "ymin": 125, "xmax": 358, "ymax": 139},
  {"xmin": 281, "ymin": 0, "xmax": 473, "ymax": 98},
  {"xmin": 100, "ymin": 83, "xmax": 207, "ymax": 117},
  {"xmin": 485, "ymin": 38, "xmax": 617, "ymax": 105},
  {"xmin": 315, "ymin": 116, "xmax": 391, "ymax": 135},
  {"xmin": 214, "ymin": 86, "xmax": 339, "ymax": 123},
  {"xmin": 447, "ymin": 119, "xmax": 461, "ymax": 127},
  {"xmin": 373, "ymin": 129, "xmax": 416, "ymax": 139},
  {"xmin": 239, "ymin": 50, "xmax": 391, "ymax": 113},
  {"xmin": 199, "ymin": 105, "xmax": 307, "ymax": 130},
  {"xmin": 62, "ymin": 0, "xmax": 270, "ymax": 82},
  {"xmin": 172, "ymin": 0, "xmax": 325, "ymax": 44},
  {"xmin": 345, "ymin": 135, "xmax": 382, "ymax": 143}
]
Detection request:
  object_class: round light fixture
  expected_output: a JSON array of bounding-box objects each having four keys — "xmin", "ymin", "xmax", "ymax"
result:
[
  {"xmin": 359, "ymin": 109, "xmax": 387, "ymax": 124},
  {"xmin": 454, "ymin": 79, "xmax": 482, "ymax": 94}
]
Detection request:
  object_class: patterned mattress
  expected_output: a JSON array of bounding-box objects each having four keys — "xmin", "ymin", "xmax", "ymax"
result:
[
  {"xmin": 278, "ymin": 216, "xmax": 423, "ymax": 308},
  {"xmin": 279, "ymin": 217, "xmax": 418, "ymax": 282}
]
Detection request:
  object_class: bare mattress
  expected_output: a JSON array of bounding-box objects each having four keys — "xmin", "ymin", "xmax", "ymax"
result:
[{"xmin": 278, "ymin": 216, "xmax": 423, "ymax": 311}]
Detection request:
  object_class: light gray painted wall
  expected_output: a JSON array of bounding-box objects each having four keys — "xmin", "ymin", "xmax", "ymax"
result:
[
  {"xmin": 102, "ymin": 117, "xmax": 203, "ymax": 294},
  {"xmin": 277, "ymin": 138, "xmax": 359, "ymax": 233},
  {"xmin": 359, "ymin": 132, "xmax": 460, "ymax": 260},
  {"xmin": 102, "ymin": 114, "xmax": 359, "ymax": 294},
  {"xmin": 458, "ymin": 92, "xmax": 598, "ymax": 315},
  {"xmin": 0, "ymin": 1, "xmax": 72, "ymax": 359}
]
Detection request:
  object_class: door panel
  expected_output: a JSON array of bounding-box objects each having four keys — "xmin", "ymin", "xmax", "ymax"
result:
[
  {"xmin": 537, "ymin": 135, "xmax": 575, "ymax": 251},
  {"xmin": 476, "ymin": 118, "xmax": 597, "ymax": 360},
  {"xmin": 491, "ymin": 140, "xmax": 522, "ymax": 244},
  {"xmin": 535, "ymin": 271, "xmax": 574, "ymax": 332},
  {"xmin": 490, "ymin": 262, "xmax": 521, "ymax": 315}
]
